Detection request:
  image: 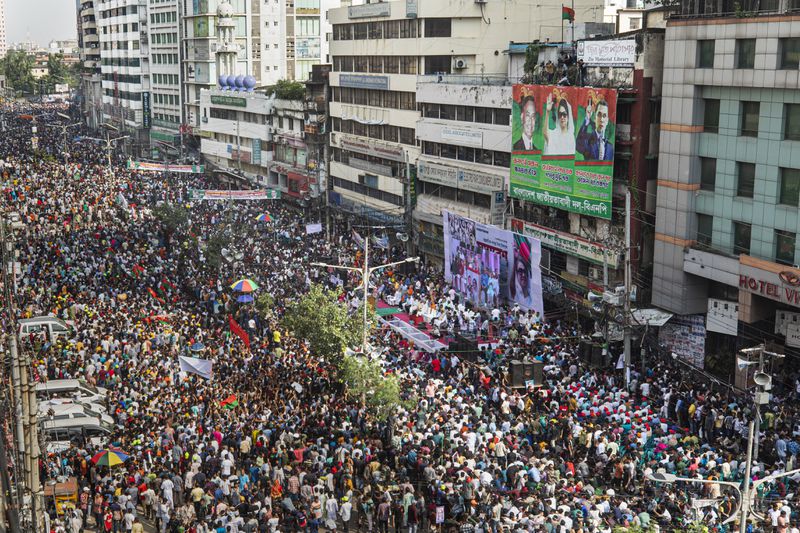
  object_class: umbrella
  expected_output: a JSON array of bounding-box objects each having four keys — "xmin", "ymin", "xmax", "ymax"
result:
[
  {"xmin": 237, "ymin": 294, "xmax": 254, "ymax": 303},
  {"xmin": 91, "ymin": 448, "xmax": 129, "ymax": 467},
  {"xmin": 255, "ymin": 213, "xmax": 272, "ymax": 222},
  {"xmin": 190, "ymin": 342, "xmax": 205, "ymax": 352},
  {"xmin": 231, "ymin": 279, "xmax": 259, "ymax": 293}
]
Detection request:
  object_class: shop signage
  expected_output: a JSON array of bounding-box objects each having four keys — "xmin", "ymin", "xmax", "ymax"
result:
[
  {"xmin": 577, "ymin": 39, "xmax": 636, "ymax": 66},
  {"xmin": 340, "ymin": 135, "xmax": 405, "ymax": 162},
  {"xmin": 348, "ymin": 2, "xmax": 390, "ymax": 18},
  {"xmin": 441, "ymin": 127, "xmax": 483, "ymax": 147},
  {"xmin": 141, "ymin": 92, "xmax": 151, "ymax": 129},
  {"xmin": 339, "ymin": 74, "xmax": 389, "ymax": 90},
  {"xmin": 211, "ymin": 95, "xmax": 247, "ymax": 107},
  {"xmin": 405, "ymin": 0, "xmax": 417, "ymax": 17},
  {"xmin": 349, "ymin": 157, "xmax": 392, "ymax": 177},
  {"xmin": 738, "ymin": 268, "xmax": 800, "ymax": 308},
  {"xmin": 510, "ymin": 218, "xmax": 619, "ymax": 268},
  {"xmin": 787, "ymin": 323, "xmax": 800, "ymax": 348},
  {"xmin": 417, "ymin": 158, "xmax": 504, "ymax": 193}
]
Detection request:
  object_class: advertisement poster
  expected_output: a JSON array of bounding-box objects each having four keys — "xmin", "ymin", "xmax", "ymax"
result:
[
  {"xmin": 443, "ymin": 211, "xmax": 544, "ymax": 315},
  {"xmin": 658, "ymin": 314, "xmax": 706, "ymax": 369},
  {"xmin": 509, "ymin": 84, "xmax": 618, "ymax": 219},
  {"xmin": 187, "ymin": 189, "xmax": 281, "ymax": 201},
  {"xmin": 127, "ymin": 161, "xmax": 205, "ymax": 173}
]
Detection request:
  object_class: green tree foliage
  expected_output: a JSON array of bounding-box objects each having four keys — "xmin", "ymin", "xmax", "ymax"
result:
[
  {"xmin": 266, "ymin": 79, "xmax": 306, "ymax": 100},
  {"xmin": 523, "ymin": 43, "xmax": 541, "ymax": 76},
  {"xmin": 281, "ymin": 284, "xmax": 367, "ymax": 360},
  {"xmin": 2, "ymin": 50, "xmax": 35, "ymax": 94},
  {"xmin": 339, "ymin": 354, "xmax": 409, "ymax": 420},
  {"xmin": 152, "ymin": 203, "xmax": 189, "ymax": 248},
  {"xmin": 255, "ymin": 292, "xmax": 275, "ymax": 318},
  {"xmin": 42, "ymin": 53, "xmax": 76, "ymax": 93}
]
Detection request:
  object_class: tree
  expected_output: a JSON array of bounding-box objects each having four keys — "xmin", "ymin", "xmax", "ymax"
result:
[
  {"xmin": 42, "ymin": 53, "xmax": 74, "ymax": 93},
  {"xmin": 523, "ymin": 43, "xmax": 541, "ymax": 78},
  {"xmin": 2, "ymin": 50, "xmax": 35, "ymax": 94},
  {"xmin": 152, "ymin": 202, "xmax": 189, "ymax": 248},
  {"xmin": 339, "ymin": 354, "xmax": 411, "ymax": 420},
  {"xmin": 266, "ymin": 79, "xmax": 306, "ymax": 100},
  {"xmin": 281, "ymin": 284, "xmax": 369, "ymax": 361},
  {"xmin": 255, "ymin": 292, "xmax": 275, "ymax": 318}
]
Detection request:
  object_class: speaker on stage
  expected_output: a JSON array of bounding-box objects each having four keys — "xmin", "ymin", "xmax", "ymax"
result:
[{"xmin": 509, "ymin": 360, "xmax": 544, "ymax": 388}]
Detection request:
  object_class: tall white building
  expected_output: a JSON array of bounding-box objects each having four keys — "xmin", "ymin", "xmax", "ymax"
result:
[
  {"xmin": 147, "ymin": 0, "xmax": 183, "ymax": 150},
  {"xmin": 0, "ymin": 0, "xmax": 7, "ymax": 58}
]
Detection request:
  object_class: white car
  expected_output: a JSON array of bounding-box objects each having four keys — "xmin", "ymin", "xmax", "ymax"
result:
[{"xmin": 38, "ymin": 401, "xmax": 115, "ymax": 426}]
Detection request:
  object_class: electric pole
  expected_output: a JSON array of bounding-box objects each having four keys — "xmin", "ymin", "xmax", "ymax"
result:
[{"xmin": 623, "ymin": 189, "xmax": 632, "ymax": 391}]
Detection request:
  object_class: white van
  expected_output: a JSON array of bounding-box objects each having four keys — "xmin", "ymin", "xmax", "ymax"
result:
[
  {"xmin": 40, "ymin": 417, "xmax": 113, "ymax": 447},
  {"xmin": 35, "ymin": 379, "xmax": 108, "ymax": 406},
  {"xmin": 19, "ymin": 317, "xmax": 73, "ymax": 342},
  {"xmin": 38, "ymin": 403, "xmax": 115, "ymax": 426}
]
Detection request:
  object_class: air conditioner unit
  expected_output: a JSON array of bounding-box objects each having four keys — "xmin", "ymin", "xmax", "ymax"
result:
[
  {"xmin": 454, "ymin": 58, "xmax": 468, "ymax": 70},
  {"xmin": 588, "ymin": 266, "xmax": 602, "ymax": 280}
]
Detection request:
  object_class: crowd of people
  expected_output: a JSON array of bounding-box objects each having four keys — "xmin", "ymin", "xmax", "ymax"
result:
[{"xmin": 0, "ymin": 101, "xmax": 799, "ymax": 533}]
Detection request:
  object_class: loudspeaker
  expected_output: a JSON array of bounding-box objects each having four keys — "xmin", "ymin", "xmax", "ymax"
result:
[
  {"xmin": 590, "ymin": 344, "xmax": 604, "ymax": 368},
  {"xmin": 580, "ymin": 340, "xmax": 592, "ymax": 363},
  {"xmin": 449, "ymin": 335, "xmax": 479, "ymax": 363},
  {"xmin": 509, "ymin": 360, "xmax": 544, "ymax": 388}
]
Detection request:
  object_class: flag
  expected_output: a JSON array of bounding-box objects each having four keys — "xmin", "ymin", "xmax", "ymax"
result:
[
  {"xmin": 352, "ymin": 229, "xmax": 365, "ymax": 250},
  {"xmin": 220, "ymin": 394, "xmax": 239, "ymax": 410},
  {"xmin": 131, "ymin": 264, "xmax": 145, "ymax": 278},
  {"xmin": 179, "ymin": 355, "xmax": 213, "ymax": 380},
  {"xmin": 147, "ymin": 287, "xmax": 165, "ymax": 303},
  {"xmin": 306, "ymin": 223, "xmax": 322, "ymax": 235},
  {"xmin": 371, "ymin": 234, "xmax": 389, "ymax": 249},
  {"xmin": 737, "ymin": 357, "xmax": 757, "ymax": 370},
  {"xmin": 228, "ymin": 314, "xmax": 251, "ymax": 349},
  {"xmin": 562, "ymin": 5, "xmax": 575, "ymax": 21}
]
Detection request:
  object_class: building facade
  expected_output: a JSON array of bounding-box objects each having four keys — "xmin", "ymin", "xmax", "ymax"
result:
[
  {"xmin": 147, "ymin": 0, "xmax": 183, "ymax": 151},
  {"xmin": 652, "ymin": 1, "xmax": 800, "ymax": 370}
]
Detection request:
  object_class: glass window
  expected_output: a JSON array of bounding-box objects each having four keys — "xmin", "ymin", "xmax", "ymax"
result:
[
  {"xmin": 424, "ymin": 55, "xmax": 451, "ymax": 75},
  {"xmin": 494, "ymin": 108, "xmax": 511, "ymax": 126},
  {"xmin": 703, "ymin": 99, "xmax": 719, "ymax": 133},
  {"xmin": 384, "ymin": 56, "xmax": 399, "ymax": 74},
  {"xmin": 439, "ymin": 105, "xmax": 455, "ymax": 120},
  {"xmin": 736, "ymin": 162, "xmax": 755, "ymax": 198},
  {"xmin": 780, "ymin": 167, "xmax": 800, "ymax": 206},
  {"xmin": 455, "ymin": 106, "xmax": 473, "ymax": 122},
  {"xmin": 424, "ymin": 18, "xmax": 451, "ymax": 38},
  {"xmin": 776, "ymin": 230, "xmax": 796, "ymax": 265},
  {"xmin": 368, "ymin": 21, "xmax": 382, "ymax": 39},
  {"xmin": 697, "ymin": 40, "xmax": 715, "ymax": 68},
  {"xmin": 475, "ymin": 107, "xmax": 492, "ymax": 124},
  {"xmin": 740, "ymin": 101, "xmax": 759, "ymax": 137},
  {"xmin": 785, "ymin": 104, "xmax": 800, "ymax": 141},
  {"xmin": 736, "ymin": 38, "xmax": 756, "ymax": 68},
  {"xmin": 700, "ymin": 157, "xmax": 716, "ymax": 191},
  {"xmin": 733, "ymin": 221, "xmax": 751, "ymax": 255},
  {"xmin": 697, "ymin": 214, "xmax": 713, "ymax": 247},
  {"xmin": 780, "ymin": 38, "xmax": 800, "ymax": 69}
]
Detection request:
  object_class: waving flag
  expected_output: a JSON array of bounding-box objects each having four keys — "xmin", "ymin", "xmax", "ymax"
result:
[{"xmin": 228, "ymin": 315, "xmax": 251, "ymax": 349}]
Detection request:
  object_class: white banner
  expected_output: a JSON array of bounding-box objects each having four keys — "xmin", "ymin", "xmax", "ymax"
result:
[
  {"xmin": 179, "ymin": 355, "xmax": 213, "ymax": 380},
  {"xmin": 787, "ymin": 323, "xmax": 800, "ymax": 348},
  {"xmin": 305, "ymin": 223, "xmax": 322, "ymax": 235},
  {"xmin": 577, "ymin": 39, "xmax": 636, "ymax": 66}
]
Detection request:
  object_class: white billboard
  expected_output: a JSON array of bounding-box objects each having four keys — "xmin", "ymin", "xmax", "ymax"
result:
[{"xmin": 577, "ymin": 39, "xmax": 636, "ymax": 66}]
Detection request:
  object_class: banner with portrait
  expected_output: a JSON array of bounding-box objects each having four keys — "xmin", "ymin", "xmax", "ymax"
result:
[
  {"xmin": 509, "ymin": 84, "xmax": 618, "ymax": 219},
  {"xmin": 443, "ymin": 211, "xmax": 543, "ymax": 315}
]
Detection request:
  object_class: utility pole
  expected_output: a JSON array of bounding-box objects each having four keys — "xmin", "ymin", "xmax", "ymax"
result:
[
  {"xmin": 623, "ymin": 189, "xmax": 632, "ymax": 391},
  {"xmin": 739, "ymin": 420, "xmax": 755, "ymax": 533}
]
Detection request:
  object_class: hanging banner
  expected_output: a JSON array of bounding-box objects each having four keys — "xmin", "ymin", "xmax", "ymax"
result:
[
  {"xmin": 127, "ymin": 160, "xmax": 205, "ymax": 173},
  {"xmin": 509, "ymin": 84, "xmax": 617, "ymax": 219},
  {"xmin": 178, "ymin": 355, "xmax": 213, "ymax": 380},
  {"xmin": 443, "ymin": 210, "xmax": 544, "ymax": 315},
  {"xmin": 187, "ymin": 189, "xmax": 281, "ymax": 201},
  {"xmin": 658, "ymin": 314, "xmax": 706, "ymax": 369}
]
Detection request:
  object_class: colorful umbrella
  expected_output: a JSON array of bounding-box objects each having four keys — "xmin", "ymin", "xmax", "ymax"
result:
[
  {"xmin": 255, "ymin": 213, "xmax": 272, "ymax": 222},
  {"xmin": 231, "ymin": 279, "xmax": 259, "ymax": 292},
  {"xmin": 237, "ymin": 294, "xmax": 254, "ymax": 303},
  {"xmin": 91, "ymin": 448, "xmax": 129, "ymax": 467}
]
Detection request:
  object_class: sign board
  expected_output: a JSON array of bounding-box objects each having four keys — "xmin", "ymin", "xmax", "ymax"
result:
[
  {"xmin": 252, "ymin": 138, "xmax": 262, "ymax": 165},
  {"xmin": 577, "ymin": 39, "xmax": 637, "ymax": 66},
  {"xmin": 511, "ymin": 218, "xmax": 619, "ymax": 268},
  {"xmin": 339, "ymin": 74, "xmax": 389, "ymax": 90},
  {"xmin": 54, "ymin": 83, "xmax": 69, "ymax": 94},
  {"xmin": 490, "ymin": 191, "xmax": 506, "ymax": 227},
  {"xmin": 775, "ymin": 310, "xmax": 800, "ymax": 335},
  {"xmin": 435, "ymin": 507, "xmax": 445, "ymax": 525},
  {"xmin": 405, "ymin": 0, "xmax": 417, "ymax": 17},
  {"xmin": 296, "ymin": 37, "xmax": 321, "ymax": 59},
  {"xmin": 348, "ymin": 2, "xmax": 391, "ymax": 18},
  {"xmin": 706, "ymin": 298, "xmax": 738, "ymax": 336},
  {"xmin": 340, "ymin": 135, "xmax": 405, "ymax": 162},
  {"xmin": 787, "ymin": 323, "xmax": 800, "ymax": 348},
  {"xmin": 187, "ymin": 189, "xmax": 281, "ymax": 201},
  {"xmin": 441, "ymin": 126, "xmax": 483, "ymax": 147},
  {"xmin": 417, "ymin": 158, "xmax": 504, "ymax": 194},
  {"xmin": 127, "ymin": 161, "xmax": 205, "ymax": 173},
  {"xmin": 210, "ymin": 95, "xmax": 247, "ymax": 107},
  {"xmin": 141, "ymin": 92, "xmax": 151, "ymax": 129},
  {"xmin": 510, "ymin": 84, "xmax": 617, "ymax": 219},
  {"xmin": 658, "ymin": 314, "xmax": 706, "ymax": 369}
]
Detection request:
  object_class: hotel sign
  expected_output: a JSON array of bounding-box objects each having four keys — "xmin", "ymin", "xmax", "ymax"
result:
[
  {"xmin": 511, "ymin": 218, "xmax": 620, "ymax": 268},
  {"xmin": 739, "ymin": 268, "xmax": 800, "ymax": 308}
]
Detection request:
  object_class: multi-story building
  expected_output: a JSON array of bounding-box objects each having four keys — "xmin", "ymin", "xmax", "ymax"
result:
[
  {"xmin": 0, "ymin": 0, "xmax": 6, "ymax": 58},
  {"xmin": 147, "ymin": 0, "xmax": 183, "ymax": 152},
  {"xmin": 652, "ymin": 0, "xmax": 800, "ymax": 371},
  {"xmin": 96, "ymin": 0, "xmax": 150, "ymax": 144},
  {"xmin": 78, "ymin": 0, "xmax": 103, "ymax": 129},
  {"xmin": 326, "ymin": 0, "xmax": 603, "ymax": 230}
]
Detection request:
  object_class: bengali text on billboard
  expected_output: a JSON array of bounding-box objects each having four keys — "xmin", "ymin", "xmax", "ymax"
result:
[
  {"xmin": 443, "ymin": 211, "xmax": 543, "ymax": 315},
  {"xmin": 509, "ymin": 84, "xmax": 618, "ymax": 219}
]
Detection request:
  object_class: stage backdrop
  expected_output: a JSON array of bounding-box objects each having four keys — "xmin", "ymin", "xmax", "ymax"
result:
[{"xmin": 443, "ymin": 211, "xmax": 544, "ymax": 315}]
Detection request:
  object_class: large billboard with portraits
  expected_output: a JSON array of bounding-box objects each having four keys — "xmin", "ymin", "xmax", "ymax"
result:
[
  {"xmin": 443, "ymin": 211, "xmax": 544, "ymax": 316},
  {"xmin": 509, "ymin": 84, "xmax": 618, "ymax": 219}
]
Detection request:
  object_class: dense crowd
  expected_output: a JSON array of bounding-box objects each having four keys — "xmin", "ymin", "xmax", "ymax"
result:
[{"xmin": 1, "ymin": 102, "xmax": 799, "ymax": 533}]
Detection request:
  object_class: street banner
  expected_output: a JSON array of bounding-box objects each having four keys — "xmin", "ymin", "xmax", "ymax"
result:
[
  {"xmin": 305, "ymin": 223, "xmax": 323, "ymax": 235},
  {"xmin": 127, "ymin": 160, "xmax": 205, "ymax": 173},
  {"xmin": 509, "ymin": 84, "xmax": 618, "ymax": 219},
  {"xmin": 443, "ymin": 211, "xmax": 543, "ymax": 315},
  {"xmin": 187, "ymin": 189, "xmax": 281, "ymax": 201},
  {"xmin": 178, "ymin": 355, "xmax": 213, "ymax": 380}
]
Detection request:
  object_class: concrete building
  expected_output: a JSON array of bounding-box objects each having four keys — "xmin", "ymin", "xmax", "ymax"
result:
[
  {"xmin": 327, "ymin": 0, "xmax": 604, "ymax": 228},
  {"xmin": 652, "ymin": 0, "xmax": 800, "ymax": 369},
  {"xmin": 0, "ymin": 0, "xmax": 6, "ymax": 59},
  {"xmin": 96, "ymin": 0, "xmax": 150, "ymax": 143},
  {"xmin": 77, "ymin": 0, "xmax": 103, "ymax": 129},
  {"xmin": 147, "ymin": 0, "xmax": 183, "ymax": 152}
]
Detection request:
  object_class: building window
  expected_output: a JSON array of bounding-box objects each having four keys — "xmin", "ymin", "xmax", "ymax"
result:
[
  {"xmin": 776, "ymin": 230, "xmax": 796, "ymax": 265},
  {"xmin": 703, "ymin": 98, "xmax": 719, "ymax": 133},
  {"xmin": 697, "ymin": 214, "xmax": 713, "ymax": 247},
  {"xmin": 780, "ymin": 38, "xmax": 800, "ymax": 69},
  {"xmin": 735, "ymin": 38, "xmax": 756, "ymax": 69},
  {"xmin": 779, "ymin": 167, "xmax": 800, "ymax": 206},
  {"xmin": 424, "ymin": 55, "xmax": 452, "ymax": 75},
  {"xmin": 785, "ymin": 104, "xmax": 800, "ymax": 141},
  {"xmin": 628, "ymin": 17, "xmax": 640, "ymax": 30},
  {"xmin": 733, "ymin": 221, "xmax": 751, "ymax": 255},
  {"xmin": 740, "ymin": 101, "xmax": 759, "ymax": 137},
  {"xmin": 697, "ymin": 40, "xmax": 715, "ymax": 68},
  {"xmin": 424, "ymin": 18, "xmax": 451, "ymax": 38},
  {"xmin": 736, "ymin": 162, "xmax": 755, "ymax": 198},
  {"xmin": 700, "ymin": 157, "xmax": 716, "ymax": 191}
]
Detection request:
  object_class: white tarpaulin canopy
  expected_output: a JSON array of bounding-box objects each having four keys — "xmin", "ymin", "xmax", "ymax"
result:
[
  {"xmin": 631, "ymin": 308, "xmax": 674, "ymax": 327},
  {"xmin": 179, "ymin": 355, "xmax": 213, "ymax": 380}
]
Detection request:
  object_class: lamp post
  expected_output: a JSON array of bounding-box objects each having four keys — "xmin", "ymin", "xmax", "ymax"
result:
[
  {"xmin": 311, "ymin": 227, "xmax": 419, "ymax": 355},
  {"xmin": 54, "ymin": 113, "xmax": 81, "ymax": 171},
  {"xmin": 83, "ymin": 123, "xmax": 129, "ymax": 177}
]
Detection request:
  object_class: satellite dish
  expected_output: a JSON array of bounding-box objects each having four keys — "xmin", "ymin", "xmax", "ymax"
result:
[
  {"xmin": 396, "ymin": 232, "xmax": 409, "ymax": 242},
  {"xmin": 753, "ymin": 372, "xmax": 772, "ymax": 388}
]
